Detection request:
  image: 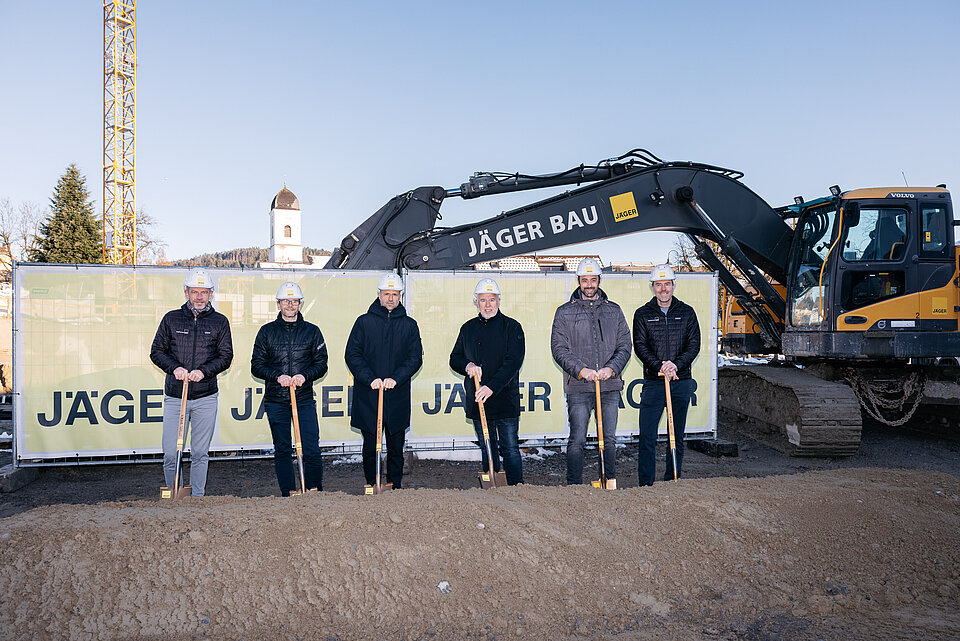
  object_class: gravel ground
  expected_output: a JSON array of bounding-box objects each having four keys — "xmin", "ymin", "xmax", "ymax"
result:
[
  {"xmin": 1, "ymin": 417, "xmax": 959, "ymax": 641},
  {"xmin": 2, "ymin": 416, "xmax": 958, "ymax": 517}
]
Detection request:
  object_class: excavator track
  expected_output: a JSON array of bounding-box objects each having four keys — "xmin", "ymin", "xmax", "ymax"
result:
[{"xmin": 719, "ymin": 365, "xmax": 862, "ymax": 457}]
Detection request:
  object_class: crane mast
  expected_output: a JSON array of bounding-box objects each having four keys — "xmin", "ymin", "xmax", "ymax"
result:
[{"xmin": 102, "ymin": 0, "xmax": 137, "ymax": 265}]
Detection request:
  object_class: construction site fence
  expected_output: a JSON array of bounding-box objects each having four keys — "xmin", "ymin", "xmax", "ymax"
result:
[{"xmin": 12, "ymin": 264, "xmax": 718, "ymax": 466}]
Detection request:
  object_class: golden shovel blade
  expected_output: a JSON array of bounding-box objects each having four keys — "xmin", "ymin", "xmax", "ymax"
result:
[
  {"xmin": 363, "ymin": 481, "xmax": 393, "ymax": 495},
  {"xmin": 591, "ymin": 478, "xmax": 617, "ymax": 490},
  {"xmin": 478, "ymin": 470, "xmax": 508, "ymax": 489},
  {"xmin": 160, "ymin": 485, "xmax": 192, "ymax": 500}
]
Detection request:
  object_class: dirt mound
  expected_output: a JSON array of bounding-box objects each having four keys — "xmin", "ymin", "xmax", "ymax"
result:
[{"xmin": 2, "ymin": 468, "xmax": 959, "ymax": 641}]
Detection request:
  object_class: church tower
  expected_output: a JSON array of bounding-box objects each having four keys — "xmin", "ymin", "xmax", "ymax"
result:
[{"xmin": 269, "ymin": 186, "xmax": 302, "ymax": 263}]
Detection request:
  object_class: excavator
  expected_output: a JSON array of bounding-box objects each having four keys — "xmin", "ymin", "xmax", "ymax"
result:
[{"xmin": 325, "ymin": 149, "xmax": 960, "ymax": 456}]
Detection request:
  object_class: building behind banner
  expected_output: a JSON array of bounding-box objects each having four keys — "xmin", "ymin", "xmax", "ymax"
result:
[{"xmin": 12, "ymin": 264, "xmax": 717, "ymax": 466}]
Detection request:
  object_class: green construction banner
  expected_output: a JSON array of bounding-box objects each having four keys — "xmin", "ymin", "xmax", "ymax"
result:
[{"xmin": 14, "ymin": 265, "xmax": 716, "ymax": 461}]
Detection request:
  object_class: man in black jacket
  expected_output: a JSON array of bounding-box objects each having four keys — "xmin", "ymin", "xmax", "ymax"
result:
[
  {"xmin": 251, "ymin": 281, "xmax": 329, "ymax": 495},
  {"xmin": 344, "ymin": 273, "xmax": 423, "ymax": 489},
  {"xmin": 449, "ymin": 278, "xmax": 526, "ymax": 485},
  {"xmin": 632, "ymin": 264, "xmax": 701, "ymax": 485},
  {"xmin": 150, "ymin": 268, "xmax": 234, "ymax": 496}
]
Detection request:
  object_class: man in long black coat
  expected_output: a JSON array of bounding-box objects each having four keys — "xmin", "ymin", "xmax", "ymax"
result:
[{"xmin": 344, "ymin": 273, "xmax": 423, "ymax": 488}]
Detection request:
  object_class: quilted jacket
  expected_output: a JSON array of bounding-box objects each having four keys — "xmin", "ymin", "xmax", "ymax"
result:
[
  {"xmin": 632, "ymin": 296, "xmax": 701, "ymax": 380},
  {"xmin": 250, "ymin": 312, "xmax": 329, "ymax": 404}
]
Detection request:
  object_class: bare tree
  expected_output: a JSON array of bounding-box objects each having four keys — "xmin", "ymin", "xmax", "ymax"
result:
[
  {"xmin": 3, "ymin": 199, "xmax": 167, "ymax": 265},
  {"xmin": 0, "ymin": 198, "xmax": 14, "ymax": 266},
  {"xmin": 669, "ymin": 234, "xmax": 699, "ymax": 271},
  {"xmin": 16, "ymin": 201, "xmax": 43, "ymax": 261},
  {"xmin": 153, "ymin": 247, "xmax": 170, "ymax": 265},
  {"xmin": 0, "ymin": 198, "xmax": 44, "ymax": 264},
  {"xmin": 135, "ymin": 208, "xmax": 168, "ymax": 264}
]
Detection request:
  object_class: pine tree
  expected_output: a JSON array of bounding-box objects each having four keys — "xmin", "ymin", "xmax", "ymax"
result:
[{"xmin": 30, "ymin": 164, "xmax": 102, "ymax": 263}]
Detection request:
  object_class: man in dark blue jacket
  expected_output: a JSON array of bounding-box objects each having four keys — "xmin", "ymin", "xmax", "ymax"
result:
[
  {"xmin": 450, "ymin": 278, "xmax": 526, "ymax": 485},
  {"xmin": 150, "ymin": 268, "xmax": 234, "ymax": 497},
  {"xmin": 251, "ymin": 281, "xmax": 329, "ymax": 495},
  {"xmin": 632, "ymin": 264, "xmax": 701, "ymax": 485},
  {"xmin": 345, "ymin": 273, "xmax": 423, "ymax": 489}
]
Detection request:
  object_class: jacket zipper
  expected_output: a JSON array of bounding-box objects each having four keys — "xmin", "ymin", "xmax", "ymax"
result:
[
  {"xmin": 385, "ymin": 309, "xmax": 392, "ymax": 379},
  {"xmin": 594, "ymin": 303, "xmax": 602, "ymax": 369},
  {"xmin": 663, "ymin": 302, "xmax": 672, "ymax": 366},
  {"xmin": 189, "ymin": 314, "xmax": 200, "ymax": 399},
  {"xmin": 286, "ymin": 321, "xmax": 294, "ymax": 399}
]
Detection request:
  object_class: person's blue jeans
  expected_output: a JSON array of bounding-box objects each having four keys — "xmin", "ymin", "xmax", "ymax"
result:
[
  {"xmin": 638, "ymin": 378, "xmax": 695, "ymax": 485},
  {"xmin": 264, "ymin": 398, "xmax": 323, "ymax": 495},
  {"xmin": 565, "ymin": 390, "xmax": 619, "ymax": 485},
  {"xmin": 472, "ymin": 416, "xmax": 523, "ymax": 485}
]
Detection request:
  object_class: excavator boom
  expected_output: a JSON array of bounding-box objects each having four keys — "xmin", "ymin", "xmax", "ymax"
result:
[
  {"xmin": 325, "ymin": 149, "xmax": 960, "ymax": 456},
  {"xmin": 328, "ymin": 160, "xmax": 793, "ymax": 285}
]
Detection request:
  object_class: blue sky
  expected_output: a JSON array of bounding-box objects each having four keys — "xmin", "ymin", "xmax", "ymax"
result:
[{"xmin": 2, "ymin": 1, "xmax": 958, "ymax": 262}]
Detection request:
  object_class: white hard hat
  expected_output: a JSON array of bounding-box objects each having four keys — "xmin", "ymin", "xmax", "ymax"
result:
[
  {"xmin": 649, "ymin": 263, "xmax": 676, "ymax": 282},
  {"xmin": 576, "ymin": 258, "xmax": 602, "ymax": 277},
  {"xmin": 473, "ymin": 278, "xmax": 501, "ymax": 304},
  {"xmin": 184, "ymin": 268, "xmax": 214, "ymax": 289},
  {"xmin": 276, "ymin": 281, "xmax": 304, "ymax": 300},
  {"xmin": 377, "ymin": 272, "xmax": 404, "ymax": 293}
]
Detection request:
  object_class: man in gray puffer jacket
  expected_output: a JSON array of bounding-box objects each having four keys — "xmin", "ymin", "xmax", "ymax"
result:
[{"xmin": 550, "ymin": 258, "xmax": 632, "ymax": 488}]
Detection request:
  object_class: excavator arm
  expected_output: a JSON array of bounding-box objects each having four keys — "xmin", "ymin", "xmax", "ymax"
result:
[
  {"xmin": 326, "ymin": 150, "xmax": 794, "ymax": 349},
  {"xmin": 328, "ymin": 154, "xmax": 792, "ymax": 276}
]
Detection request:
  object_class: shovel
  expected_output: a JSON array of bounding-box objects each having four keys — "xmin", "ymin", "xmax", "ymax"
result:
[
  {"xmin": 364, "ymin": 385, "xmax": 393, "ymax": 495},
  {"xmin": 590, "ymin": 379, "xmax": 612, "ymax": 490},
  {"xmin": 288, "ymin": 385, "xmax": 317, "ymax": 495},
  {"xmin": 660, "ymin": 372, "xmax": 679, "ymax": 481},
  {"xmin": 473, "ymin": 373, "xmax": 506, "ymax": 489},
  {"xmin": 160, "ymin": 379, "xmax": 192, "ymax": 499}
]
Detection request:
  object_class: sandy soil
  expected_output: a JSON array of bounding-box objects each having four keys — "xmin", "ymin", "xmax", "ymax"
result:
[{"xmin": 1, "ymin": 421, "xmax": 959, "ymax": 641}]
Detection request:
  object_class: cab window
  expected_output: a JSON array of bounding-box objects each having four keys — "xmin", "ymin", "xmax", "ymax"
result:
[
  {"xmin": 842, "ymin": 208, "xmax": 907, "ymax": 262},
  {"xmin": 920, "ymin": 204, "xmax": 949, "ymax": 257},
  {"xmin": 789, "ymin": 205, "xmax": 838, "ymax": 327}
]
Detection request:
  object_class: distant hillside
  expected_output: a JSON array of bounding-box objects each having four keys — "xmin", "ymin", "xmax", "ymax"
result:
[{"xmin": 172, "ymin": 247, "xmax": 330, "ymax": 268}]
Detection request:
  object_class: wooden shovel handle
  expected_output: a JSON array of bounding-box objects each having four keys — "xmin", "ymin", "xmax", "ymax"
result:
[
  {"xmin": 289, "ymin": 385, "xmax": 302, "ymax": 456},
  {"xmin": 376, "ymin": 386, "xmax": 384, "ymax": 453},
  {"xmin": 172, "ymin": 379, "xmax": 189, "ymax": 496},
  {"xmin": 594, "ymin": 379, "xmax": 604, "ymax": 451},
  {"xmin": 176, "ymin": 379, "xmax": 189, "ymax": 450},
  {"xmin": 473, "ymin": 373, "xmax": 497, "ymax": 484},
  {"xmin": 659, "ymin": 373, "xmax": 678, "ymax": 480}
]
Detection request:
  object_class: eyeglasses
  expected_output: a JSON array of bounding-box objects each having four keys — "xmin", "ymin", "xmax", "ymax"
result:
[{"xmin": 279, "ymin": 299, "xmax": 301, "ymax": 305}]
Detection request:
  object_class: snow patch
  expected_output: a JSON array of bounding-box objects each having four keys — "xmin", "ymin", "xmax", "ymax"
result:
[
  {"xmin": 522, "ymin": 447, "xmax": 557, "ymax": 461},
  {"xmin": 414, "ymin": 450, "xmax": 481, "ymax": 462},
  {"xmin": 719, "ymin": 355, "xmax": 770, "ymax": 367}
]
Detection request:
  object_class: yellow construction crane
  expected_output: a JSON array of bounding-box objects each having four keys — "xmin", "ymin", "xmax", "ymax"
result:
[{"xmin": 102, "ymin": 0, "xmax": 136, "ymax": 264}]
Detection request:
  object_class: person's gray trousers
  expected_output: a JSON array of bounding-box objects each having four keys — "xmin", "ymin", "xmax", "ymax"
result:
[{"xmin": 161, "ymin": 393, "xmax": 219, "ymax": 496}]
